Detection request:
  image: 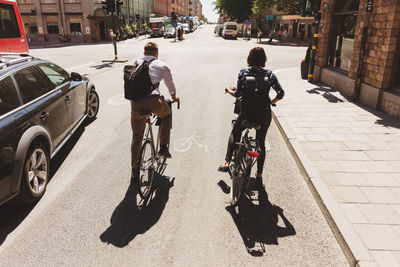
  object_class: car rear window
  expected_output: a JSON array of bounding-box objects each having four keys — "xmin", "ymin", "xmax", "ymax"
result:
[
  {"xmin": 0, "ymin": 3, "xmax": 21, "ymax": 39},
  {"xmin": 0, "ymin": 76, "xmax": 21, "ymax": 116},
  {"xmin": 226, "ymin": 25, "xmax": 237, "ymax": 30},
  {"xmin": 13, "ymin": 66, "xmax": 52, "ymax": 104}
]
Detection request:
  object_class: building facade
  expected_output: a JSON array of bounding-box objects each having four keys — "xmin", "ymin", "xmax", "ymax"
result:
[
  {"xmin": 18, "ymin": 0, "xmax": 152, "ymax": 44},
  {"xmin": 314, "ymin": 0, "xmax": 400, "ymax": 119},
  {"xmin": 152, "ymin": 0, "xmax": 168, "ymax": 16},
  {"xmin": 120, "ymin": 0, "xmax": 152, "ymax": 26}
]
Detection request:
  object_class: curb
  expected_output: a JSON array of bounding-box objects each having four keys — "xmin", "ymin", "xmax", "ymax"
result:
[{"xmin": 271, "ymin": 111, "xmax": 376, "ymax": 267}]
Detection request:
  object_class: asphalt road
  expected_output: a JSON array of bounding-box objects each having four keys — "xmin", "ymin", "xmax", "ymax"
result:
[{"xmin": 0, "ymin": 25, "xmax": 348, "ymax": 266}]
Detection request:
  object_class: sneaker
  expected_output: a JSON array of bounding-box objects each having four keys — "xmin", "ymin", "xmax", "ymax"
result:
[
  {"xmin": 159, "ymin": 145, "xmax": 171, "ymax": 158},
  {"xmin": 218, "ymin": 165, "xmax": 229, "ymax": 172}
]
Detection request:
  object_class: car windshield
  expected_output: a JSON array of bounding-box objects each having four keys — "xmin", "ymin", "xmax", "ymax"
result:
[{"xmin": 226, "ymin": 25, "xmax": 237, "ymax": 30}]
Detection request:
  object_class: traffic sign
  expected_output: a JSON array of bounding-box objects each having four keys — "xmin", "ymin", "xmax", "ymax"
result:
[{"xmin": 244, "ymin": 20, "xmax": 249, "ymax": 25}]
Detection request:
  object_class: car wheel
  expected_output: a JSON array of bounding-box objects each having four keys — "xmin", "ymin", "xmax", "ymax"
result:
[
  {"xmin": 87, "ymin": 89, "xmax": 99, "ymax": 121},
  {"xmin": 19, "ymin": 142, "xmax": 50, "ymax": 202}
]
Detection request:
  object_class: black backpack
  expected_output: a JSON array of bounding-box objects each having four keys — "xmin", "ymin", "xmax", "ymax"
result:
[
  {"xmin": 123, "ymin": 59, "xmax": 160, "ymax": 101},
  {"xmin": 241, "ymin": 73, "xmax": 271, "ymax": 125}
]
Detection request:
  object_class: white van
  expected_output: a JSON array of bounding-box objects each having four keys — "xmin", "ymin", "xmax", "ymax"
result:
[{"xmin": 222, "ymin": 22, "xmax": 238, "ymax": 39}]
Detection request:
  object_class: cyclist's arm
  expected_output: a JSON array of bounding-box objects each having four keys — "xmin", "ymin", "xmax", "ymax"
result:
[
  {"xmin": 234, "ymin": 70, "xmax": 246, "ymax": 98},
  {"xmin": 162, "ymin": 64, "xmax": 177, "ymax": 97},
  {"xmin": 270, "ymin": 72, "xmax": 284, "ymax": 104}
]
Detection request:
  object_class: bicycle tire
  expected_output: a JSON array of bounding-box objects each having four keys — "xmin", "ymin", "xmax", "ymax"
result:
[
  {"xmin": 157, "ymin": 157, "xmax": 167, "ymax": 175},
  {"xmin": 230, "ymin": 147, "xmax": 245, "ymax": 206},
  {"xmin": 137, "ymin": 140, "xmax": 155, "ymax": 199}
]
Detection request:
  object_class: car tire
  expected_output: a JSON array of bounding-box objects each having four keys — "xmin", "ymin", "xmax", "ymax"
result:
[
  {"xmin": 86, "ymin": 89, "xmax": 99, "ymax": 122},
  {"xmin": 19, "ymin": 142, "xmax": 50, "ymax": 202}
]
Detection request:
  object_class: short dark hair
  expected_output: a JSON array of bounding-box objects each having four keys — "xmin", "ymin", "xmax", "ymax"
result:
[
  {"xmin": 144, "ymin": 42, "xmax": 158, "ymax": 56},
  {"xmin": 247, "ymin": 47, "xmax": 267, "ymax": 68}
]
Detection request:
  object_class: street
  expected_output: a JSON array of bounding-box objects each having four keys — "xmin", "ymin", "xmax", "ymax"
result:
[{"xmin": 0, "ymin": 25, "xmax": 348, "ymax": 266}]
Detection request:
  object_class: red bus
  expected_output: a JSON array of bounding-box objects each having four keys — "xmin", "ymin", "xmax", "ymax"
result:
[{"xmin": 0, "ymin": 0, "xmax": 29, "ymax": 53}]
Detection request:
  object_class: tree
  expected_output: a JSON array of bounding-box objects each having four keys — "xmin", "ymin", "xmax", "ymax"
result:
[
  {"xmin": 201, "ymin": 15, "xmax": 208, "ymax": 23},
  {"xmin": 274, "ymin": 0, "xmax": 321, "ymax": 15},
  {"xmin": 252, "ymin": 0, "xmax": 274, "ymax": 28},
  {"xmin": 213, "ymin": 0, "xmax": 253, "ymax": 23}
]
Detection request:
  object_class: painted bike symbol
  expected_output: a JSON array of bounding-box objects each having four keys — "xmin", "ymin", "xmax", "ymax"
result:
[{"xmin": 174, "ymin": 132, "xmax": 209, "ymax": 153}]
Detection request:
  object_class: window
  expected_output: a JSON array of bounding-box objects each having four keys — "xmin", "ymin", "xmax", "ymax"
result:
[
  {"xmin": 70, "ymin": 23, "xmax": 81, "ymax": 33},
  {"xmin": 0, "ymin": 76, "xmax": 21, "ymax": 116},
  {"xmin": 38, "ymin": 63, "xmax": 69, "ymax": 87},
  {"xmin": 13, "ymin": 66, "xmax": 52, "ymax": 104},
  {"xmin": 47, "ymin": 23, "xmax": 59, "ymax": 34},
  {"xmin": 0, "ymin": 3, "xmax": 21, "ymax": 39},
  {"xmin": 329, "ymin": 0, "xmax": 360, "ymax": 72}
]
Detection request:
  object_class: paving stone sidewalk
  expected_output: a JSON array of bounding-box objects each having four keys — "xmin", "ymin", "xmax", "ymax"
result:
[{"xmin": 273, "ymin": 68, "xmax": 400, "ymax": 267}]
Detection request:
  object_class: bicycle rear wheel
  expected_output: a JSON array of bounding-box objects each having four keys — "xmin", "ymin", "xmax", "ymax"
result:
[
  {"xmin": 137, "ymin": 140, "xmax": 155, "ymax": 199},
  {"xmin": 230, "ymin": 148, "xmax": 245, "ymax": 206}
]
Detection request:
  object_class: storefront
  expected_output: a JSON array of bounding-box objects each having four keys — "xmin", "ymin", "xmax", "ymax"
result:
[{"xmin": 315, "ymin": 0, "xmax": 400, "ymax": 119}]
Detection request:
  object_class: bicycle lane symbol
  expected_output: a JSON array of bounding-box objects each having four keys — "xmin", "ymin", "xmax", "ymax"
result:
[
  {"xmin": 173, "ymin": 132, "xmax": 209, "ymax": 153},
  {"xmin": 108, "ymin": 94, "xmax": 128, "ymax": 106}
]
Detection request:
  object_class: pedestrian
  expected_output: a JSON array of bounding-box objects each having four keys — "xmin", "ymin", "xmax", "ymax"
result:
[
  {"xmin": 300, "ymin": 28, "xmax": 305, "ymax": 41},
  {"xmin": 278, "ymin": 30, "xmax": 282, "ymax": 41},
  {"xmin": 257, "ymin": 28, "xmax": 262, "ymax": 44},
  {"xmin": 130, "ymin": 42, "xmax": 180, "ymax": 181},
  {"xmin": 218, "ymin": 47, "xmax": 284, "ymax": 185},
  {"xmin": 268, "ymin": 31, "xmax": 274, "ymax": 44}
]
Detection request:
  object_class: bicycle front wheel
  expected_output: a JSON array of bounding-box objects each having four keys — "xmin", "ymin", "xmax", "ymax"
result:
[
  {"xmin": 137, "ymin": 140, "xmax": 155, "ymax": 199},
  {"xmin": 231, "ymin": 173, "xmax": 243, "ymax": 207}
]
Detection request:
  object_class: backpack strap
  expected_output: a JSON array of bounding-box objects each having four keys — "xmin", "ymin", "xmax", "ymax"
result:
[{"xmin": 143, "ymin": 58, "xmax": 160, "ymax": 90}]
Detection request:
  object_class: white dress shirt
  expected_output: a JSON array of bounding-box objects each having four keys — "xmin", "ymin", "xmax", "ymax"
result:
[{"xmin": 134, "ymin": 55, "xmax": 177, "ymax": 96}]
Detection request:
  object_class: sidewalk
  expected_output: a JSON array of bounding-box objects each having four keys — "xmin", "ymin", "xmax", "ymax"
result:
[{"xmin": 274, "ymin": 68, "xmax": 400, "ymax": 266}]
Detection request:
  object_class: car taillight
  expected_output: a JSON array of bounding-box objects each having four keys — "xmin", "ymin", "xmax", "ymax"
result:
[{"xmin": 247, "ymin": 151, "xmax": 259, "ymax": 158}]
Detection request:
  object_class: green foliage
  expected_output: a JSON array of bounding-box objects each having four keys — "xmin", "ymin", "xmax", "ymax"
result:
[
  {"xmin": 213, "ymin": 0, "xmax": 253, "ymax": 22},
  {"xmin": 252, "ymin": 0, "xmax": 274, "ymax": 16},
  {"xmin": 275, "ymin": 0, "xmax": 320, "ymax": 15}
]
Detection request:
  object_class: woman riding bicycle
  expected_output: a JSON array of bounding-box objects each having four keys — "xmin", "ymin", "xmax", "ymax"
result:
[{"xmin": 218, "ymin": 47, "xmax": 285, "ymax": 184}]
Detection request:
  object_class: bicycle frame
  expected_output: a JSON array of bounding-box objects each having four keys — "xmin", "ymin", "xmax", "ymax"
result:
[{"xmin": 144, "ymin": 115, "xmax": 161, "ymax": 156}]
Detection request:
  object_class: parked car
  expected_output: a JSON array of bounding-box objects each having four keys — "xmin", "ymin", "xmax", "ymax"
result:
[
  {"xmin": 222, "ymin": 22, "xmax": 238, "ymax": 39},
  {"xmin": 0, "ymin": 54, "xmax": 100, "ymax": 205},
  {"xmin": 164, "ymin": 27, "xmax": 176, "ymax": 38},
  {"xmin": 182, "ymin": 23, "xmax": 190, "ymax": 34}
]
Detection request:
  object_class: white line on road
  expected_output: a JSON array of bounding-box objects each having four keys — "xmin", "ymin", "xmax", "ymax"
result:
[{"xmin": 68, "ymin": 61, "xmax": 97, "ymax": 72}]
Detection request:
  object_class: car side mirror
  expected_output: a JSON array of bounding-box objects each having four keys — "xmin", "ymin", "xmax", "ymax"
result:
[{"xmin": 70, "ymin": 72, "xmax": 82, "ymax": 81}]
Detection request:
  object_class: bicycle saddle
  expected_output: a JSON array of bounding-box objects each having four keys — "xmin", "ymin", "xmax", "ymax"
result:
[{"xmin": 242, "ymin": 120, "xmax": 261, "ymax": 130}]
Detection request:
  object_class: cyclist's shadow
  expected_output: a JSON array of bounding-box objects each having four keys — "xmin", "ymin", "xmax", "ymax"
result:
[
  {"xmin": 100, "ymin": 174, "xmax": 174, "ymax": 248},
  {"xmin": 224, "ymin": 179, "xmax": 296, "ymax": 256}
]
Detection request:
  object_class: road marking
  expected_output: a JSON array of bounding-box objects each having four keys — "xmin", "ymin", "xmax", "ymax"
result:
[
  {"xmin": 68, "ymin": 61, "xmax": 97, "ymax": 72},
  {"xmin": 108, "ymin": 94, "xmax": 129, "ymax": 106},
  {"xmin": 274, "ymin": 68, "xmax": 295, "ymax": 74},
  {"xmin": 173, "ymin": 132, "xmax": 209, "ymax": 153}
]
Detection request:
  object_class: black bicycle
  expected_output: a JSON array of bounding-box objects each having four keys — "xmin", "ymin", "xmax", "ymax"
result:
[
  {"xmin": 228, "ymin": 119, "xmax": 262, "ymax": 206},
  {"xmin": 137, "ymin": 100, "xmax": 179, "ymax": 199}
]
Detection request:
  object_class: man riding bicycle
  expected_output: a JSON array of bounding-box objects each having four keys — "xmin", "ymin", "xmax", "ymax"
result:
[
  {"xmin": 218, "ymin": 47, "xmax": 284, "ymax": 185},
  {"xmin": 131, "ymin": 42, "xmax": 180, "ymax": 181}
]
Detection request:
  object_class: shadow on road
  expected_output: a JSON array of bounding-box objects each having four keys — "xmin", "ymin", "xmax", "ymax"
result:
[
  {"xmin": 219, "ymin": 178, "xmax": 296, "ymax": 256},
  {"xmin": 100, "ymin": 174, "xmax": 174, "ymax": 248}
]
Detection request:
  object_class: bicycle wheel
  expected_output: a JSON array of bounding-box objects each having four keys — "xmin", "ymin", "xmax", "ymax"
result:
[
  {"xmin": 230, "ymin": 148, "xmax": 245, "ymax": 206},
  {"xmin": 137, "ymin": 140, "xmax": 155, "ymax": 199}
]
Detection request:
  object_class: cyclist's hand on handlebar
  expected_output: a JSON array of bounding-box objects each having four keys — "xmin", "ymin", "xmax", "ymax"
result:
[
  {"xmin": 225, "ymin": 86, "xmax": 235, "ymax": 96},
  {"xmin": 171, "ymin": 95, "xmax": 180, "ymax": 109}
]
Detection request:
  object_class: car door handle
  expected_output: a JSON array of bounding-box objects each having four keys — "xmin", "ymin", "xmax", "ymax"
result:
[
  {"xmin": 40, "ymin": 112, "xmax": 50, "ymax": 120},
  {"xmin": 65, "ymin": 95, "xmax": 70, "ymax": 103}
]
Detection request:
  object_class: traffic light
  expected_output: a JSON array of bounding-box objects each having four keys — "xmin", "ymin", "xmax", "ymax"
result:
[
  {"xmin": 116, "ymin": 0, "xmax": 123, "ymax": 16},
  {"xmin": 102, "ymin": 0, "xmax": 115, "ymax": 13}
]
